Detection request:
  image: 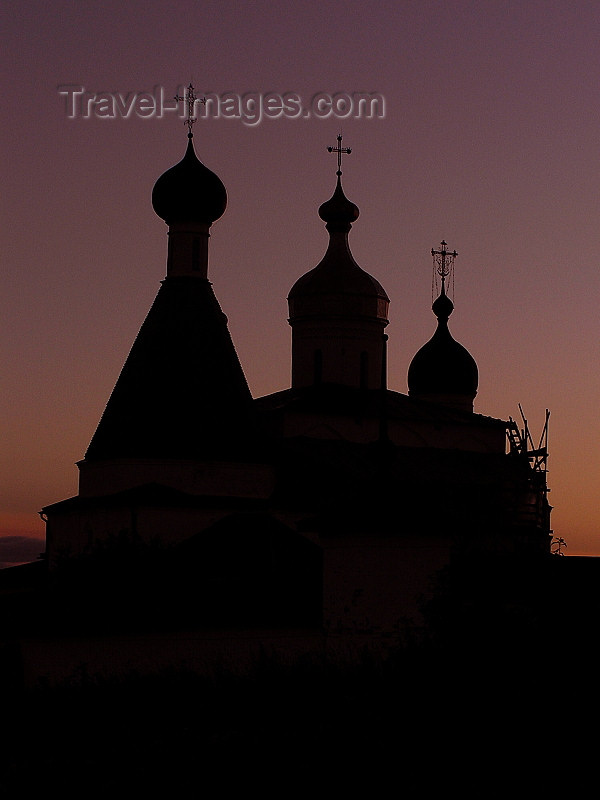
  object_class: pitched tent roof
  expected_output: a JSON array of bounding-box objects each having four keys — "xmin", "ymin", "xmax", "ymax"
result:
[{"xmin": 85, "ymin": 275, "xmax": 258, "ymax": 462}]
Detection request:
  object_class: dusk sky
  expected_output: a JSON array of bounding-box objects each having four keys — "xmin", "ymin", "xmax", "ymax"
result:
[{"xmin": 2, "ymin": 0, "xmax": 599, "ymax": 565}]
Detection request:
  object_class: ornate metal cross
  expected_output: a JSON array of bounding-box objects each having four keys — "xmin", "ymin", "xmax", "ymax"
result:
[
  {"xmin": 327, "ymin": 134, "xmax": 351, "ymax": 176},
  {"xmin": 431, "ymin": 240, "xmax": 457, "ymax": 291},
  {"xmin": 174, "ymin": 83, "xmax": 206, "ymax": 136}
]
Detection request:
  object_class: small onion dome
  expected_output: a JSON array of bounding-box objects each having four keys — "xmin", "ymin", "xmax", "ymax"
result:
[
  {"xmin": 318, "ymin": 176, "xmax": 359, "ymax": 232},
  {"xmin": 408, "ymin": 290, "xmax": 478, "ymax": 402},
  {"xmin": 152, "ymin": 136, "xmax": 227, "ymax": 225}
]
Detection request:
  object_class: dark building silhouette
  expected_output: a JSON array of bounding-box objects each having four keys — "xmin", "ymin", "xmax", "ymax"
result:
[{"xmin": 8, "ymin": 123, "xmax": 559, "ymax": 682}]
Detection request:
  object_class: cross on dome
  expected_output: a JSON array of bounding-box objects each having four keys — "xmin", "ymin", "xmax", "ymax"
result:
[
  {"xmin": 431, "ymin": 240, "xmax": 457, "ymax": 297},
  {"xmin": 327, "ymin": 133, "xmax": 351, "ymax": 176},
  {"xmin": 174, "ymin": 82, "xmax": 207, "ymax": 138}
]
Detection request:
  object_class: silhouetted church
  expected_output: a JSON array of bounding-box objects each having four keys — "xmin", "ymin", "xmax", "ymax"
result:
[{"xmin": 38, "ymin": 121, "xmax": 552, "ymax": 666}]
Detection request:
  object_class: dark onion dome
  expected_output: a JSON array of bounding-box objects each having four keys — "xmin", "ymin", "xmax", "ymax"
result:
[
  {"xmin": 288, "ymin": 244, "xmax": 389, "ymax": 300},
  {"xmin": 318, "ymin": 175, "xmax": 359, "ymax": 232},
  {"xmin": 408, "ymin": 290, "xmax": 478, "ymax": 401},
  {"xmin": 288, "ymin": 176, "xmax": 388, "ymax": 304},
  {"xmin": 152, "ymin": 135, "xmax": 227, "ymax": 225}
]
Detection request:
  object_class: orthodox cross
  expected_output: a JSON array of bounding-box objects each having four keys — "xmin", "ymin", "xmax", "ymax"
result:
[
  {"xmin": 327, "ymin": 134, "xmax": 351, "ymax": 176},
  {"xmin": 174, "ymin": 83, "xmax": 206, "ymax": 136},
  {"xmin": 431, "ymin": 240, "xmax": 457, "ymax": 293}
]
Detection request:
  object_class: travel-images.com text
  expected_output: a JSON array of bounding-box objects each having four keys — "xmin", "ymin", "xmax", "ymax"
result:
[{"xmin": 58, "ymin": 85, "xmax": 386, "ymax": 126}]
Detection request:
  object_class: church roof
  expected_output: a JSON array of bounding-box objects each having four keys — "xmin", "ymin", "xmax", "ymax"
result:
[
  {"xmin": 85, "ymin": 276, "xmax": 257, "ymax": 461},
  {"xmin": 288, "ymin": 244, "xmax": 389, "ymax": 301},
  {"xmin": 85, "ymin": 127, "xmax": 258, "ymax": 463},
  {"xmin": 151, "ymin": 135, "xmax": 227, "ymax": 225},
  {"xmin": 408, "ymin": 289, "xmax": 478, "ymax": 402},
  {"xmin": 41, "ymin": 482, "xmax": 268, "ymax": 515},
  {"xmin": 288, "ymin": 175, "xmax": 389, "ymax": 306},
  {"xmin": 255, "ymin": 385, "xmax": 501, "ymax": 428}
]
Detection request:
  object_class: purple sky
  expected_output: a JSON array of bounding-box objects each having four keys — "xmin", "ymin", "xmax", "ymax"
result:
[{"xmin": 2, "ymin": 0, "xmax": 599, "ymax": 565}]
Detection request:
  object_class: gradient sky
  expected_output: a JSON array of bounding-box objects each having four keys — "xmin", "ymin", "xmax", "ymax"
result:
[{"xmin": 2, "ymin": 0, "xmax": 599, "ymax": 565}]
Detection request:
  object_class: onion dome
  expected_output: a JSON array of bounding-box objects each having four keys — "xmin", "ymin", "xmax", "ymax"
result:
[
  {"xmin": 318, "ymin": 175, "xmax": 360, "ymax": 232},
  {"xmin": 289, "ymin": 176, "xmax": 388, "ymax": 303},
  {"xmin": 287, "ymin": 153, "xmax": 389, "ymax": 391},
  {"xmin": 408, "ymin": 288, "xmax": 478, "ymax": 410},
  {"xmin": 152, "ymin": 135, "xmax": 227, "ymax": 225}
]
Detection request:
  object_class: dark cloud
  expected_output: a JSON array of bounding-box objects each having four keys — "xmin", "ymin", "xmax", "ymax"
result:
[{"xmin": 0, "ymin": 535, "xmax": 45, "ymax": 568}]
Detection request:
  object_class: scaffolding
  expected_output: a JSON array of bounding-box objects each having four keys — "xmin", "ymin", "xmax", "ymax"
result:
[
  {"xmin": 507, "ymin": 405, "xmax": 550, "ymax": 478},
  {"xmin": 506, "ymin": 405, "xmax": 552, "ymax": 541}
]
